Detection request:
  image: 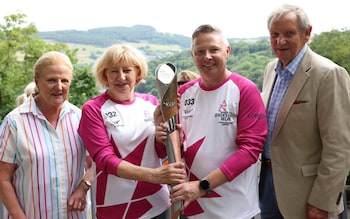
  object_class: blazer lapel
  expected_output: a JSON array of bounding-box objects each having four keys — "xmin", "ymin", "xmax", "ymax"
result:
[
  {"xmin": 262, "ymin": 61, "xmax": 278, "ymax": 109},
  {"xmin": 272, "ymin": 50, "xmax": 312, "ymax": 140}
]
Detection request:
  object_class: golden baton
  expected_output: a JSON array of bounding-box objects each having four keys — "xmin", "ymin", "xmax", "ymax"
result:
[{"xmin": 155, "ymin": 63, "xmax": 182, "ymax": 216}]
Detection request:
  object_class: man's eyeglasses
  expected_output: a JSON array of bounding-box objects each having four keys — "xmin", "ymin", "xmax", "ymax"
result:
[{"xmin": 177, "ymin": 81, "xmax": 186, "ymax": 86}]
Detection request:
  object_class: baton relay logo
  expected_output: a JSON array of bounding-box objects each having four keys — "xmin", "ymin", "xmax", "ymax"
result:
[{"xmin": 214, "ymin": 100, "xmax": 236, "ymax": 125}]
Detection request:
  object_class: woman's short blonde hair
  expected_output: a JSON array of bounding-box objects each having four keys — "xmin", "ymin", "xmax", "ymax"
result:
[
  {"xmin": 16, "ymin": 81, "xmax": 38, "ymax": 105},
  {"xmin": 34, "ymin": 51, "xmax": 73, "ymax": 79},
  {"xmin": 93, "ymin": 44, "xmax": 148, "ymax": 88},
  {"xmin": 177, "ymin": 70, "xmax": 200, "ymax": 83}
]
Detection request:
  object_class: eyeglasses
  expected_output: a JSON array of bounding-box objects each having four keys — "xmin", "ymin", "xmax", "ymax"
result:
[{"xmin": 177, "ymin": 81, "xmax": 186, "ymax": 86}]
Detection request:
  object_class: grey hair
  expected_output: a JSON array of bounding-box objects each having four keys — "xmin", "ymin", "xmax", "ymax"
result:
[
  {"xmin": 267, "ymin": 4, "xmax": 312, "ymax": 31},
  {"xmin": 191, "ymin": 24, "xmax": 229, "ymax": 50}
]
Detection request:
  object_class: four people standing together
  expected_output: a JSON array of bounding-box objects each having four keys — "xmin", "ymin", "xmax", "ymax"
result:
[{"xmin": 1, "ymin": 3, "xmax": 350, "ymax": 219}]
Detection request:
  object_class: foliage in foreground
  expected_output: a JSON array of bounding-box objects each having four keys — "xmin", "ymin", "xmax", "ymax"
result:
[{"xmin": 0, "ymin": 13, "xmax": 99, "ymax": 122}]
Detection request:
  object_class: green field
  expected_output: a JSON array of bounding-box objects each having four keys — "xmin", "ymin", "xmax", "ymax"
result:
[{"xmin": 66, "ymin": 42, "xmax": 183, "ymax": 66}]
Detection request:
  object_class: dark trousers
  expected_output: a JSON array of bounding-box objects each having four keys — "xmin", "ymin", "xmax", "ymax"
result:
[
  {"xmin": 259, "ymin": 158, "xmax": 347, "ymax": 219},
  {"xmin": 338, "ymin": 189, "xmax": 348, "ymax": 219},
  {"xmin": 259, "ymin": 158, "xmax": 284, "ymax": 219}
]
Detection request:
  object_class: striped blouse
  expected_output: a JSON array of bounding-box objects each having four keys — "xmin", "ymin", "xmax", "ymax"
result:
[{"xmin": 0, "ymin": 96, "xmax": 87, "ymax": 219}]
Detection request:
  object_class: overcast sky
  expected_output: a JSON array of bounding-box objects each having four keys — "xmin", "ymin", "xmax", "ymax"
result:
[{"xmin": 2, "ymin": 0, "xmax": 349, "ymax": 38}]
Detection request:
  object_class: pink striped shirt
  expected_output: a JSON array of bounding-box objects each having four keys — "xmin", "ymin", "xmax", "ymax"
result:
[{"xmin": 0, "ymin": 96, "xmax": 88, "ymax": 219}]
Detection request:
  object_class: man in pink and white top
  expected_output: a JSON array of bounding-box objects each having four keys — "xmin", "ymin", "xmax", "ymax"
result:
[{"xmin": 155, "ymin": 24, "xmax": 267, "ymax": 219}]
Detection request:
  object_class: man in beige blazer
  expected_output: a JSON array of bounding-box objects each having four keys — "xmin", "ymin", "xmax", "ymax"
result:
[{"xmin": 259, "ymin": 4, "xmax": 350, "ymax": 219}]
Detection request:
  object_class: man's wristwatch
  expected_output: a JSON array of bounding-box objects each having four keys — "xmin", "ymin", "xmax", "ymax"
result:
[
  {"xmin": 199, "ymin": 179, "xmax": 211, "ymax": 194},
  {"xmin": 81, "ymin": 179, "xmax": 91, "ymax": 191}
]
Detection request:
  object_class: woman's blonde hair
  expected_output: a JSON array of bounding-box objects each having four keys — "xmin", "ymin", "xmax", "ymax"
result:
[
  {"xmin": 177, "ymin": 70, "xmax": 200, "ymax": 83},
  {"xmin": 34, "ymin": 51, "xmax": 73, "ymax": 79},
  {"xmin": 16, "ymin": 81, "xmax": 38, "ymax": 105},
  {"xmin": 93, "ymin": 44, "xmax": 148, "ymax": 88}
]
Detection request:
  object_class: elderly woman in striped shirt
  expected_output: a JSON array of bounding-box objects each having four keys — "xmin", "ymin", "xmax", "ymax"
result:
[{"xmin": 0, "ymin": 51, "xmax": 93, "ymax": 219}]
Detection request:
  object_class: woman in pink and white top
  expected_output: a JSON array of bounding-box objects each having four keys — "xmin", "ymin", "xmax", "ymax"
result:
[
  {"xmin": 0, "ymin": 51, "xmax": 93, "ymax": 219},
  {"xmin": 78, "ymin": 44, "xmax": 185, "ymax": 219}
]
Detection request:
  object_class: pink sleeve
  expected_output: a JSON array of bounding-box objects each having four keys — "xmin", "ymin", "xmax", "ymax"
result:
[
  {"xmin": 220, "ymin": 74, "xmax": 267, "ymax": 181},
  {"xmin": 78, "ymin": 97, "xmax": 122, "ymax": 175}
]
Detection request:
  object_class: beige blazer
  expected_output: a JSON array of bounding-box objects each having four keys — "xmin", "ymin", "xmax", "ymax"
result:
[{"xmin": 261, "ymin": 47, "xmax": 350, "ymax": 218}]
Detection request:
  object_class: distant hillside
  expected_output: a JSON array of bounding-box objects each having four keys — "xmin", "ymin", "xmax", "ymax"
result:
[
  {"xmin": 35, "ymin": 25, "xmax": 268, "ymax": 48},
  {"xmin": 34, "ymin": 25, "xmax": 192, "ymax": 49},
  {"xmin": 34, "ymin": 25, "xmax": 270, "ymax": 66}
]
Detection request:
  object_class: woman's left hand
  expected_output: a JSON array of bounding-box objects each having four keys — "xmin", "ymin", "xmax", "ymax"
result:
[{"xmin": 67, "ymin": 183, "xmax": 88, "ymax": 211}]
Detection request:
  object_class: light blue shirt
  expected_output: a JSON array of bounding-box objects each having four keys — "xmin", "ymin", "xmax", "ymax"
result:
[{"xmin": 263, "ymin": 45, "xmax": 308, "ymax": 159}]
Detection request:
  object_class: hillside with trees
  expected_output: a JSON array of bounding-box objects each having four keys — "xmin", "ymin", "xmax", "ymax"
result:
[
  {"xmin": 35, "ymin": 24, "xmax": 274, "ymax": 97},
  {"xmin": 35, "ymin": 25, "xmax": 192, "ymax": 48},
  {"xmin": 0, "ymin": 13, "xmax": 349, "ymax": 122}
]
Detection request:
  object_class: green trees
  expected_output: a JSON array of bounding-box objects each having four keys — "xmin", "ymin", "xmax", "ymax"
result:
[
  {"xmin": 0, "ymin": 13, "xmax": 98, "ymax": 122},
  {"xmin": 0, "ymin": 13, "xmax": 41, "ymax": 121},
  {"xmin": 309, "ymin": 29, "xmax": 350, "ymax": 72},
  {"xmin": 228, "ymin": 40, "xmax": 274, "ymax": 90},
  {"xmin": 144, "ymin": 40, "xmax": 274, "ymax": 91},
  {"xmin": 69, "ymin": 65, "xmax": 99, "ymax": 107}
]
